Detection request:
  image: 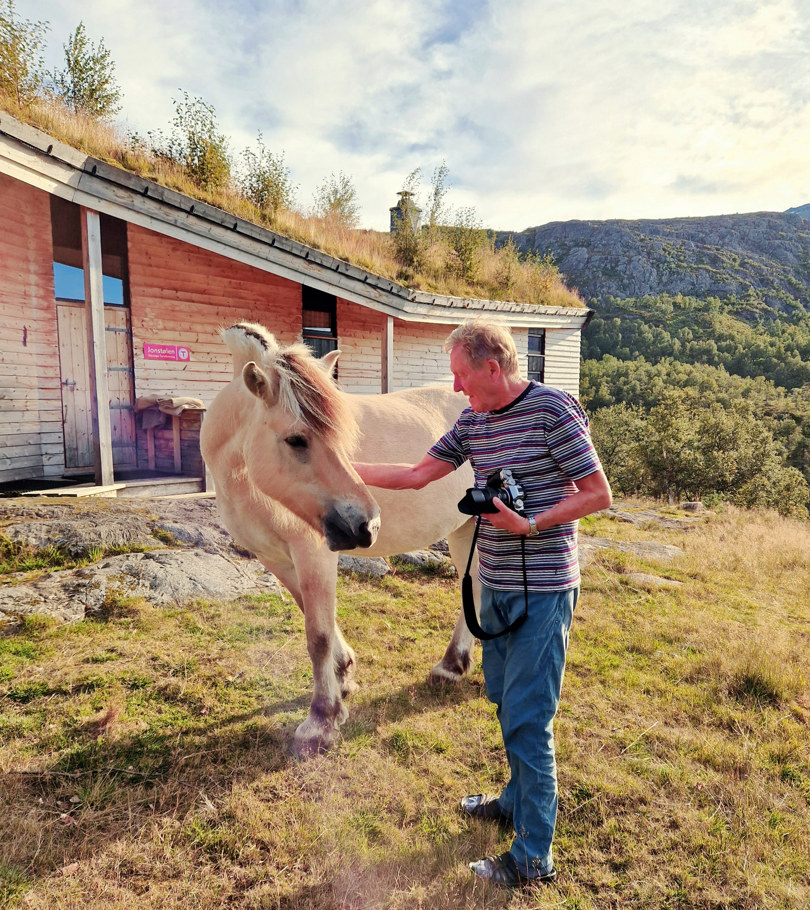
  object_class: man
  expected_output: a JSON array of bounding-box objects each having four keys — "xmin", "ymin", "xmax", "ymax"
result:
[{"xmin": 354, "ymin": 318, "xmax": 611, "ymax": 888}]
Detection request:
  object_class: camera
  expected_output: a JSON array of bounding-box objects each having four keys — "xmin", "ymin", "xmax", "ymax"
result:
[{"xmin": 458, "ymin": 468, "xmax": 525, "ymax": 516}]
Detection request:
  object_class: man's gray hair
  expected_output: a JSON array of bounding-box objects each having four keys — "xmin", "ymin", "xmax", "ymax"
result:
[{"xmin": 444, "ymin": 318, "xmax": 519, "ymax": 378}]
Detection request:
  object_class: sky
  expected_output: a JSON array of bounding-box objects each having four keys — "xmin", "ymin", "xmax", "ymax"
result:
[{"xmin": 17, "ymin": 0, "xmax": 810, "ymax": 232}]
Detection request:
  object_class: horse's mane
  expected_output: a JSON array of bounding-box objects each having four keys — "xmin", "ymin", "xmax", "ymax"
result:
[{"xmin": 222, "ymin": 322, "xmax": 359, "ymax": 453}]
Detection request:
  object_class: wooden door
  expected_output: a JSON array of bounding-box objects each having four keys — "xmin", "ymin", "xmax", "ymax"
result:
[
  {"xmin": 104, "ymin": 307, "xmax": 137, "ymax": 468},
  {"xmin": 57, "ymin": 305, "xmax": 94, "ymax": 469},
  {"xmin": 57, "ymin": 304, "xmax": 136, "ymax": 470}
]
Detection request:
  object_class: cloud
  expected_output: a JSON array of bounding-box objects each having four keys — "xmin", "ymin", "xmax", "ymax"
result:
[
  {"xmin": 669, "ymin": 174, "xmax": 743, "ymax": 196},
  {"xmin": 18, "ymin": 0, "xmax": 810, "ymax": 229}
]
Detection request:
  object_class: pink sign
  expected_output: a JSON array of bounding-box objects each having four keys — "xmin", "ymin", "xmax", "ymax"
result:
[{"xmin": 143, "ymin": 343, "xmax": 191, "ymax": 362}]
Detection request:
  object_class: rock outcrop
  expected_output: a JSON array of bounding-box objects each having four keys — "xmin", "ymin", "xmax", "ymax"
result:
[{"xmin": 499, "ymin": 211, "xmax": 810, "ymax": 311}]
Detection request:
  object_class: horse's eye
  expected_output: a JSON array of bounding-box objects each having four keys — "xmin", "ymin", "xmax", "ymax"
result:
[{"xmin": 285, "ymin": 434, "xmax": 308, "ymax": 449}]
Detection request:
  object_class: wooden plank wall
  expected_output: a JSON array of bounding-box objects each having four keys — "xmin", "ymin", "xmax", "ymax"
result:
[
  {"xmin": 127, "ymin": 224, "xmax": 302, "ymax": 410},
  {"xmin": 331, "ymin": 300, "xmax": 387, "ymax": 393},
  {"xmin": 0, "ymin": 174, "xmax": 64, "ymax": 483},
  {"xmin": 334, "ymin": 301, "xmax": 452, "ymax": 394},
  {"xmin": 543, "ymin": 327, "xmax": 582, "ymax": 397}
]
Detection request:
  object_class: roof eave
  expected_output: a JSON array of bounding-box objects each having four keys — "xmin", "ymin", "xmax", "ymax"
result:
[{"xmin": 0, "ymin": 111, "xmax": 592, "ymax": 328}]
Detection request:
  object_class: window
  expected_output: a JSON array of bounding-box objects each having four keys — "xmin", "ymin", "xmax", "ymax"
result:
[
  {"xmin": 302, "ymin": 285, "xmax": 337, "ymax": 358},
  {"xmin": 50, "ymin": 196, "xmax": 128, "ymax": 305},
  {"xmin": 527, "ymin": 329, "xmax": 545, "ymax": 382}
]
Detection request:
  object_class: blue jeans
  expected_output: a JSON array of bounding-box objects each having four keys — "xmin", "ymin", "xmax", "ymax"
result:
[{"xmin": 480, "ymin": 584, "xmax": 578, "ymax": 879}]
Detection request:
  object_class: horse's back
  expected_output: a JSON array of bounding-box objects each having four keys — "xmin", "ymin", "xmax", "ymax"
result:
[
  {"xmin": 348, "ymin": 386, "xmax": 474, "ymax": 557},
  {"xmin": 350, "ymin": 386, "xmax": 464, "ymax": 461}
]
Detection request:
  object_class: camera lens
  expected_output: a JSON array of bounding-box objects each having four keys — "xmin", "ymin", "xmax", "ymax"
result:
[{"xmin": 469, "ymin": 489, "xmax": 491, "ymax": 509}]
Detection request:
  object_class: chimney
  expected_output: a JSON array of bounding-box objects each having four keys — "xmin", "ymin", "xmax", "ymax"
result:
[{"xmin": 389, "ymin": 190, "xmax": 422, "ymax": 233}]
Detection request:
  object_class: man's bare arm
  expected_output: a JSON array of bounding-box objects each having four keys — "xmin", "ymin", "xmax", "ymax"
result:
[
  {"xmin": 353, "ymin": 453, "xmax": 455, "ymax": 491},
  {"xmin": 488, "ymin": 468, "xmax": 613, "ymax": 534}
]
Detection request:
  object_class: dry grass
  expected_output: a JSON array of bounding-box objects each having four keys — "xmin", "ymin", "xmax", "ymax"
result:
[
  {"xmin": 1, "ymin": 93, "xmax": 582, "ymax": 308},
  {"xmin": 1, "ymin": 503, "xmax": 808, "ymax": 909}
]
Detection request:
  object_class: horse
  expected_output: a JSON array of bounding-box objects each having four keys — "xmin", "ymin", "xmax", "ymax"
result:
[{"xmin": 200, "ymin": 322, "xmax": 481, "ymax": 757}]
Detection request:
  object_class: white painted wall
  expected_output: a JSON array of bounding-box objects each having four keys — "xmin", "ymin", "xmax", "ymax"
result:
[
  {"xmin": 336, "ymin": 309, "xmax": 583, "ymax": 399},
  {"xmin": 543, "ymin": 327, "xmax": 582, "ymax": 396}
]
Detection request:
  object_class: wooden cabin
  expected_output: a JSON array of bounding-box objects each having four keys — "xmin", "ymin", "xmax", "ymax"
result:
[{"xmin": 0, "ymin": 111, "xmax": 592, "ymax": 497}]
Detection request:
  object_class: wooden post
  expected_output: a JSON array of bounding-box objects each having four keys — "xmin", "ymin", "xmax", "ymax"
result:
[
  {"xmin": 381, "ymin": 315, "xmax": 394, "ymax": 393},
  {"xmin": 81, "ymin": 207, "xmax": 114, "ymax": 486},
  {"xmin": 172, "ymin": 415, "xmax": 182, "ymax": 473}
]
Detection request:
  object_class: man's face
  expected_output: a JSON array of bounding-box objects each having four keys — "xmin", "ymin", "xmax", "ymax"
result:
[{"xmin": 450, "ymin": 345, "xmax": 497, "ymax": 412}]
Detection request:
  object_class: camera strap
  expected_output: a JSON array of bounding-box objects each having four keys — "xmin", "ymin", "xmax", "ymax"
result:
[{"xmin": 461, "ymin": 517, "xmax": 529, "ymax": 640}]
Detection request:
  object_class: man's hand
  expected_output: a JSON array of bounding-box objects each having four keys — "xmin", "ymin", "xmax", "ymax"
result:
[
  {"xmin": 485, "ymin": 469, "xmax": 613, "ymax": 536},
  {"xmin": 487, "ymin": 496, "xmax": 530, "ymax": 534}
]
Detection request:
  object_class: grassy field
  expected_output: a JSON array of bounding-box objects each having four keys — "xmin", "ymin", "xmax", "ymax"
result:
[{"xmin": 1, "ymin": 504, "xmax": 808, "ymax": 909}]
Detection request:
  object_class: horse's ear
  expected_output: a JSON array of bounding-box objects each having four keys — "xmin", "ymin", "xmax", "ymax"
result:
[
  {"xmin": 243, "ymin": 361, "xmax": 279, "ymax": 406},
  {"xmin": 321, "ymin": 349, "xmax": 341, "ymax": 379}
]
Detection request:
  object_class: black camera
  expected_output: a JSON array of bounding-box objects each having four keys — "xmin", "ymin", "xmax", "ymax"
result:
[{"xmin": 458, "ymin": 468, "xmax": 525, "ymax": 516}]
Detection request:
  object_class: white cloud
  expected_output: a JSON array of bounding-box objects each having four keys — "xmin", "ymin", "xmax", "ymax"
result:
[{"xmin": 15, "ymin": 0, "xmax": 810, "ymax": 229}]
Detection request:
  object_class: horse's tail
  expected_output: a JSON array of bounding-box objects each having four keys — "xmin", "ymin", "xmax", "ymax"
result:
[{"xmin": 222, "ymin": 322, "xmax": 279, "ymax": 376}]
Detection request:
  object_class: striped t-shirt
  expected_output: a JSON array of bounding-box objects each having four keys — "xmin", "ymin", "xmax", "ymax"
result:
[{"xmin": 429, "ymin": 382, "xmax": 602, "ymax": 592}]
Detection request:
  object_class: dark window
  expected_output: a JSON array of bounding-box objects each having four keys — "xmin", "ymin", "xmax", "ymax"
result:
[
  {"xmin": 527, "ymin": 329, "xmax": 545, "ymax": 382},
  {"xmin": 50, "ymin": 196, "xmax": 128, "ymax": 305},
  {"xmin": 302, "ymin": 285, "xmax": 337, "ymax": 358}
]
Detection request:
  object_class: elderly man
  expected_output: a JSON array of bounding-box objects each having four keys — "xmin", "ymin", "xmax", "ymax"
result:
[{"xmin": 354, "ymin": 318, "xmax": 611, "ymax": 887}]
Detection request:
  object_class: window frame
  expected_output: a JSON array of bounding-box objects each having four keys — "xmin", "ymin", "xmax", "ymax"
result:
[
  {"xmin": 302, "ymin": 285, "xmax": 338, "ymax": 359},
  {"xmin": 527, "ymin": 328, "xmax": 545, "ymax": 383},
  {"xmin": 50, "ymin": 197, "xmax": 129, "ymax": 306}
]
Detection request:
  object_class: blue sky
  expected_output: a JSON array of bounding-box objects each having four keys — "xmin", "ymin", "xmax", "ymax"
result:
[{"xmin": 19, "ymin": 0, "xmax": 810, "ymax": 231}]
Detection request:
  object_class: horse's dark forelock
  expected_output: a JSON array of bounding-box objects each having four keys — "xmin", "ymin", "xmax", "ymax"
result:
[
  {"xmin": 274, "ymin": 344, "xmax": 358, "ymax": 453},
  {"xmin": 236, "ymin": 324, "xmax": 269, "ymax": 349}
]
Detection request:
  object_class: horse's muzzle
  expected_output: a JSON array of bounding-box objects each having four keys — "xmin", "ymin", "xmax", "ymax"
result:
[{"xmin": 323, "ymin": 506, "xmax": 381, "ymax": 551}]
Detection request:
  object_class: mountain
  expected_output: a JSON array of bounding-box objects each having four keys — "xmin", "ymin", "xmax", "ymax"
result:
[
  {"xmin": 499, "ymin": 212, "xmax": 810, "ymax": 313},
  {"xmin": 786, "ymin": 204, "xmax": 810, "ymax": 219}
]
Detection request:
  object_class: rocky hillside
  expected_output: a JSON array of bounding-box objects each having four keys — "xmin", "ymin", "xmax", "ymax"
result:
[{"xmin": 500, "ymin": 211, "xmax": 810, "ymax": 312}]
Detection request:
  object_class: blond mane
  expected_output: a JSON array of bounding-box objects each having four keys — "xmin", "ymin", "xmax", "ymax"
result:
[{"xmin": 222, "ymin": 322, "xmax": 359, "ymax": 453}]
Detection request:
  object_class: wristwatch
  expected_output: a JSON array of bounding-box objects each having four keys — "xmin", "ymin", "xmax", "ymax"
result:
[{"xmin": 526, "ymin": 515, "xmax": 540, "ymax": 537}]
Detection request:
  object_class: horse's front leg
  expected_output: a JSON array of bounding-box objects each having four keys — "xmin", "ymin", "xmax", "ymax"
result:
[{"xmin": 288, "ymin": 550, "xmax": 355, "ymax": 757}]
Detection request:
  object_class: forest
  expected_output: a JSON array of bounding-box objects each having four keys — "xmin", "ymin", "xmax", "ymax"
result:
[{"xmin": 581, "ymin": 294, "xmax": 810, "ymax": 516}]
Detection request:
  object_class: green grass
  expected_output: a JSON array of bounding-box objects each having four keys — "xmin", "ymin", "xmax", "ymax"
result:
[{"xmin": 0, "ymin": 505, "xmax": 808, "ymax": 908}]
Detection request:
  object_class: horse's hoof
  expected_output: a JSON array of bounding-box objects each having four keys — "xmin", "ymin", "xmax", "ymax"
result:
[
  {"xmin": 294, "ymin": 732, "xmax": 335, "ymax": 759},
  {"xmin": 293, "ymin": 723, "xmax": 339, "ymax": 759},
  {"xmin": 428, "ymin": 660, "xmax": 465, "ymax": 685},
  {"xmin": 293, "ymin": 700, "xmax": 348, "ymax": 759}
]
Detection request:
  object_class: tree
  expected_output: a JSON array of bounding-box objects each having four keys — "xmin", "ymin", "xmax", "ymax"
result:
[
  {"xmin": 424, "ymin": 159, "xmax": 449, "ymax": 244},
  {"xmin": 635, "ymin": 390, "xmax": 701, "ymax": 502},
  {"xmin": 448, "ymin": 206, "xmax": 488, "ymax": 282},
  {"xmin": 240, "ymin": 133, "xmax": 296, "ymax": 223},
  {"xmin": 391, "ymin": 167, "xmax": 424, "ymax": 273},
  {"xmin": 588, "ymin": 403, "xmax": 646, "ymax": 496},
  {"xmin": 493, "ymin": 235, "xmax": 520, "ymax": 295},
  {"xmin": 165, "ymin": 91, "xmax": 231, "ymax": 192},
  {"xmin": 735, "ymin": 461, "xmax": 809, "ymax": 519},
  {"xmin": 50, "ymin": 21, "xmax": 121, "ymax": 118},
  {"xmin": 0, "ymin": 0, "xmax": 49, "ymax": 108},
  {"xmin": 313, "ymin": 171, "xmax": 360, "ymax": 226}
]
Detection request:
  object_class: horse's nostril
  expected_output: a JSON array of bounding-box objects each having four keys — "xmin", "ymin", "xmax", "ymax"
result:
[{"xmin": 358, "ymin": 521, "xmax": 372, "ymax": 547}]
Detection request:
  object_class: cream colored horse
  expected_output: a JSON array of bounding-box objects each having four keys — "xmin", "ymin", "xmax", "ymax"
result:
[{"xmin": 201, "ymin": 322, "xmax": 480, "ymax": 757}]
